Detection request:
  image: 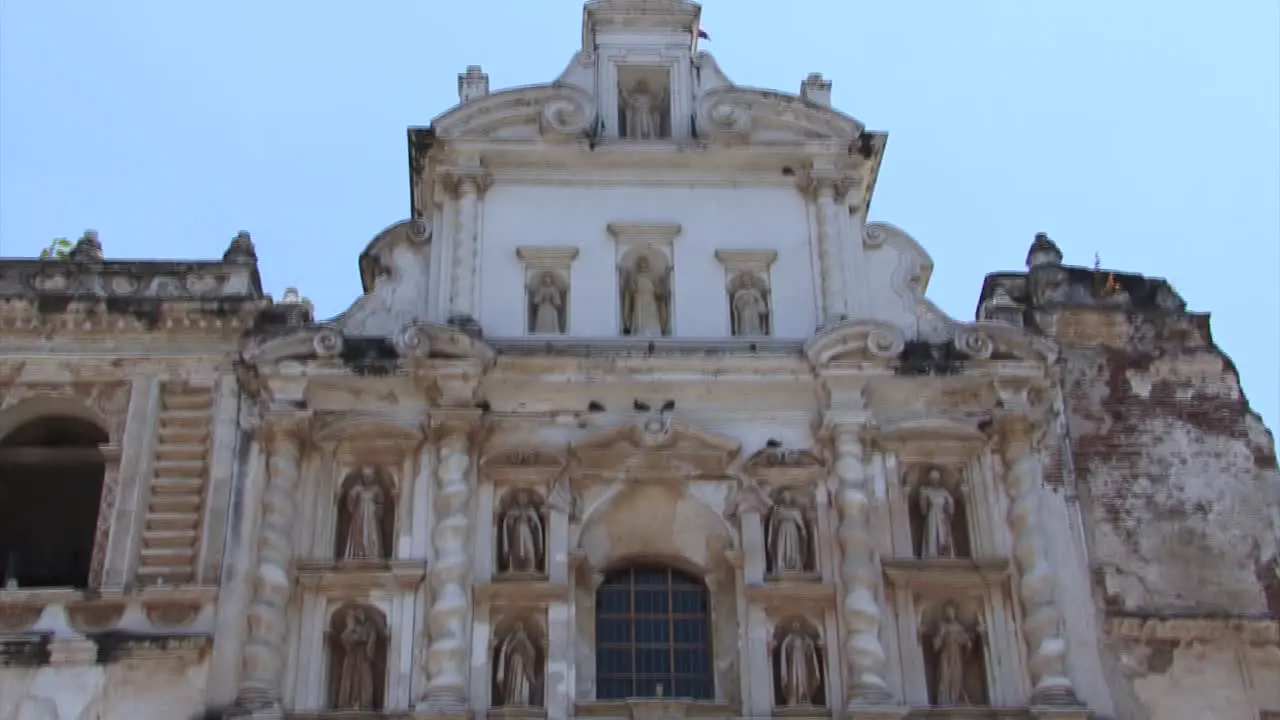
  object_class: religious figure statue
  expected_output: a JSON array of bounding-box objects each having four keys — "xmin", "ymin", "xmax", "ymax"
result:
[
  {"xmin": 932, "ymin": 601, "xmax": 975, "ymax": 706},
  {"xmin": 917, "ymin": 467, "xmax": 956, "ymax": 559},
  {"xmin": 766, "ymin": 490, "xmax": 811, "ymax": 575},
  {"xmin": 775, "ymin": 621, "xmax": 822, "ymax": 706},
  {"xmin": 620, "ymin": 79, "xmax": 666, "ymax": 139},
  {"xmin": 495, "ymin": 623, "xmax": 540, "ymax": 707},
  {"xmin": 333, "ymin": 607, "xmax": 380, "ymax": 710},
  {"xmin": 499, "ymin": 492, "xmax": 545, "ymax": 575},
  {"xmin": 620, "ymin": 255, "xmax": 669, "ymax": 337},
  {"xmin": 731, "ymin": 274, "xmax": 769, "ymax": 336},
  {"xmin": 529, "ymin": 272, "xmax": 565, "ymax": 334},
  {"xmin": 342, "ymin": 467, "xmax": 387, "ymax": 561}
]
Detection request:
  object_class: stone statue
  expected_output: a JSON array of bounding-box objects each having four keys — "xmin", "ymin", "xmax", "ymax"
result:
[
  {"xmin": 530, "ymin": 272, "xmax": 564, "ymax": 334},
  {"xmin": 917, "ymin": 467, "xmax": 956, "ymax": 559},
  {"xmin": 340, "ymin": 467, "xmax": 387, "ymax": 561},
  {"xmin": 333, "ymin": 607, "xmax": 380, "ymax": 710},
  {"xmin": 495, "ymin": 623, "xmax": 539, "ymax": 707},
  {"xmin": 731, "ymin": 274, "xmax": 769, "ymax": 336},
  {"xmin": 620, "ymin": 79, "xmax": 665, "ymax": 139},
  {"xmin": 499, "ymin": 493, "xmax": 545, "ymax": 575},
  {"xmin": 620, "ymin": 255, "xmax": 669, "ymax": 337},
  {"xmin": 775, "ymin": 621, "xmax": 822, "ymax": 706},
  {"xmin": 766, "ymin": 490, "xmax": 811, "ymax": 574},
  {"xmin": 932, "ymin": 601, "xmax": 975, "ymax": 706}
]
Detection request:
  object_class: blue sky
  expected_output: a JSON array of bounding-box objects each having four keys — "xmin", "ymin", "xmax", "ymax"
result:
[{"xmin": 1, "ymin": 1, "xmax": 1277, "ymax": 427}]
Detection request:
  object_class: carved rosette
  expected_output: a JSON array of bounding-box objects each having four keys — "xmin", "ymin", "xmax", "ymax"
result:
[
  {"xmin": 998, "ymin": 416, "xmax": 1079, "ymax": 705},
  {"xmin": 831, "ymin": 425, "xmax": 895, "ymax": 705},
  {"xmin": 695, "ymin": 91, "xmax": 753, "ymax": 143},
  {"xmin": 238, "ymin": 413, "xmax": 309, "ymax": 710},
  {"xmin": 539, "ymin": 87, "xmax": 597, "ymax": 140},
  {"xmin": 421, "ymin": 411, "xmax": 482, "ymax": 711}
]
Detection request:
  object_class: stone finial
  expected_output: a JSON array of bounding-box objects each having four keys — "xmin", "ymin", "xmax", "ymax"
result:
[
  {"xmin": 1025, "ymin": 232, "xmax": 1063, "ymax": 269},
  {"xmin": 801, "ymin": 73, "xmax": 832, "ymax": 108},
  {"xmin": 68, "ymin": 230, "xmax": 103, "ymax": 262},
  {"xmin": 981, "ymin": 284, "xmax": 1025, "ymax": 327},
  {"xmin": 275, "ymin": 286, "xmax": 314, "ymax": 327},
  {"xmin": 280, "ymin": 287, "xmax": 311, "ymax": 307},
  {"xmin": 458, "ymin": 65, "xmax": 490, "ymax": 104},
  {"xmin": 223, "ymin": 231, "xmax": 258, "ymax": 264}
]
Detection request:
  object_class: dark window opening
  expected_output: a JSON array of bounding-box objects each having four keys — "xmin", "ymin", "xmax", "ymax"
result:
[
  {"xmin": 0, "ymin": 416, "xmax": 108, "ymax": 589},
  {"xmin": 595, "ymin": 564, "xmax": 714, "ymax": 701}
]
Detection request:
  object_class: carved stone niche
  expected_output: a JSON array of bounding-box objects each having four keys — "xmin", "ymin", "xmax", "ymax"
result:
[
  {"xmin": 517, "ymin": 246, "xmax": 579, "ymax": 336},
  {"xmin": 904, "ymin": 464, "xmax": 970, "ymax": 560},
  {"xmin": 616, "ymin": 66, "xmax": 672, "ymax": 140},
  {"xmin": 334, "ymin": 466, "xmax": 396, "ymax": 565},
  {"xmin": 714, "ymin": 250, "xmax": 778, "ymax": 338},
  {"xmin": 768, "ymin": 615, "xmax": 828, "ymax": 712},
  {"xmin": 763, "ymin": 487, "xmax": 820, "ymax": 581},
  {"xmin": 495, "ymin": 487, "xmax": 549, "ymax": 580},
  {"xmin": 916, "ymin": 597, "xmax": 990, "ymax": 708},
  {"xmin": 490, "ymin": 613, "xmax": 548, "ymax": 716},
  {"xmin": 325, "ymin": 602, "xmax": 390, "ymax": 712},
  {"xmin": 609, "ymin": 223, "xmax": 680, "ymax": 338}
]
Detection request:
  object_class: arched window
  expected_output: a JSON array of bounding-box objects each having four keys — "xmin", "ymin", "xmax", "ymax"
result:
[
  {"xmin": 595, "ymin": 564, "xmax": 714, "ymax": 700},
  {"xmin": 0, "ymin": 417, "xmax": 108, "ymax": 588}
]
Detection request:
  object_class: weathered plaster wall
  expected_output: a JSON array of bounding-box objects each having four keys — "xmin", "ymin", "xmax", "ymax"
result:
[
  {"xmin": 0, "ymin": 659, "xmax": 209, "ymax": 720},
  {"xmin": 1052, "ymin": 307, "xmax": 1280, "ymax": 615}
]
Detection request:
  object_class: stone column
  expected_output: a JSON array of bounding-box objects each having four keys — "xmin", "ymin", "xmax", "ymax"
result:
[
  {"xmin": 236, "ymin": 412, "xmax": 309, "ymax": 711},
  {"xmin": 997, "ymin": 413, "xmax": 1079, "ymax": 705},
  {"xmin": 419, "ymin": 410, "xmax": 482, "ymax": 712},
  {"xmin": 807, "ymin": 169, "xmax": 847, "ymax": 326},
  {"xmin": 447, "ymin": 168, "xmax": 491, "ymax": 324},
  {"xmin": 830, "ymin": 421, "xmax": 897, "ymax": 709}
]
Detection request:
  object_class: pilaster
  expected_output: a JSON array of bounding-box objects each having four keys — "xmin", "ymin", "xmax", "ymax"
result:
[{"xmin": 442, "ymin": 165, "xmax": 493, "ymax": 325}]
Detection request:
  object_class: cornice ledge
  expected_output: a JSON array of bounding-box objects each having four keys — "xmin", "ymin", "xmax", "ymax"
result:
[
  {"xmin": 606, "ymin": 222, "xmax": 682, "ymax": 246},
  {"xmin": 1105, "ymin": 613, "xmax": 1280, "ymax": 644}
]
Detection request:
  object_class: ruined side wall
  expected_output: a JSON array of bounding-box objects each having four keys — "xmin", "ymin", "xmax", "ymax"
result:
[{"xmin": 1050, "ymin": 306, "xmax": 1280, "ymax": 615}]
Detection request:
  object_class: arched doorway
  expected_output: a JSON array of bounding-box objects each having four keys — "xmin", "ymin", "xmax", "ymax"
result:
[
  {"xmin": 0, "ymin": 416, "xmax": 108, "ymax": 588},
  {"xmin": 594, "ymin": 564, "xmax": 715, "ymax": 700}
]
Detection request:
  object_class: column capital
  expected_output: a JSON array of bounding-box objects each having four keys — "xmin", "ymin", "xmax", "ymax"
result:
[
  {"xmin": 439, "ymin": 166, "xmax": 493, "ymax": 197},
  {"xmin": 257, "ymin": 410, "xmax": 312, "ymax": 449},
  {"xmin": 819, "ymin": 409, "xmax": 875, "ymax": 438},
  {"xmin": 798, "ymin": 167, "xmax": 861, "ymax": 198},
  {"xmin": 426, "ymin": 407, "xmax": 486, "ymax": 440}
]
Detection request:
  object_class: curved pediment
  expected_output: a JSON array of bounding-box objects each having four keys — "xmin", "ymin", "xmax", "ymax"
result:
[
  {"xmin": 743, "ymin": 445, "xmax": 826, "ymax": 485},
  {"xmin": 953, "ymin": 322, "xmax": 1059, "ymax": 365},
  {"xmin": 357, "ymin": 218, "xmax": 430, "ymax": 294},
  {"xmin": 695, "ymin": 87, "xmax": 865, "ymax": 144},
  {"xmin": 571, "ymin": 417, "xmax": 741, "ymax": 481},
  {"xmin": 864, "ymin": 221, "xmax": 934, "ymax": 295},
  {"xmin": 804, "ymin": 320, "xmax": 907, "ymax": 366},
  {"xmin": 431, "ymin": 84, "xmax": 597, "ymax": 140}
]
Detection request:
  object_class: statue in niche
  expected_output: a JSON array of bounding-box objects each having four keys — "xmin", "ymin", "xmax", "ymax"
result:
[
  {"xmin": 528, "ymin": 271, "xmax": 566, "ymax": 334},
  {"xmin": 620, "ymin": 255, "xmax": 670, "ymax": 337},
  {"xmin": 774, "ymin": 621, "xmax": 823, "ymax": 706},
  {"xmin": 731, "ymin": 273, "xmax": 770, "ymax": 336},
  {"xmin": 766, "ymin": 489, "xmax": 811, "ymax": 575},
  {"xmin": 917, "ymin": 467, "xmax": 956, "ymax": 559},
  {"xmin": 330, "ymin": 606, "xmax": 384, "ymax": 710},
  {"xmin": 495, "ymin": 622, "xmax": 541, "ymax": 707},
  {"xmin": 620, "ymin": 79, "xmax": 666, "ymax": 139},
  {"xmin": 932, "ymin": 601, "xmax": 977, "ymax": 706},
  {"xmin": 498, "ymin": 491, "xmax": 545, "ymax": 575},
  {"xmin": 338, "ymin": 467, "xmax": 391, "ymax": 562}
]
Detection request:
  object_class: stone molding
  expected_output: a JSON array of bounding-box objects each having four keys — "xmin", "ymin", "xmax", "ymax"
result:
[{"xmin": 1106, "ymin": 614, "xmax": 1280, "ymax": 645}]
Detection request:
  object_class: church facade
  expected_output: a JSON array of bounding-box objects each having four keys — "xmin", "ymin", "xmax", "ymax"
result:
[{"xmin": 1, "ymin": 2, "xmax": 1278, "ymax": 719}]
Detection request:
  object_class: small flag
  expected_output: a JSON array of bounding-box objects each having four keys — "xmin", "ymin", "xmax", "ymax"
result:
[{"xmin": 697, "ymin": 28, "xmax": 710, "ymax": 40}]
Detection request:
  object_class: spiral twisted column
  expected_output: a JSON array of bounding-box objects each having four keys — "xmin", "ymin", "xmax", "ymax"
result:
[
  {"xmin": 830, "ymin": 421, "xmax": 896, "ymax": 708},
  {"xmin": 997, "ymin": 414, "xmax": 1079, "ymax": 706},
  {"xmin": 419, "ymin": 410, "xmax": 483, "ymax": 712},
  {"xmin": 236, "ymin": 412, "xmax": 309, "ymax": 710}
]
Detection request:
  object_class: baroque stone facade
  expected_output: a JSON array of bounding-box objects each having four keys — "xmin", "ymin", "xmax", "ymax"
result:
[{"xmin": 0, "ymin": 2, "xmax": 1276, "ymax": 719}]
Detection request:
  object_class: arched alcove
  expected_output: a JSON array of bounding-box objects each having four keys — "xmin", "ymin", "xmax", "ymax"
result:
[
  {"xmin": 770, "ymin": 616, "xmax": 826, "ymax": 708},
  {"xmin": 575, "ymin": 484, "xmax": 739, "ymax": 704},
  {"xmin": 326, "ymin": 603, "xmax": 389, "ymax": 711},
  {"xmin": 0, "ymin": 416, "xmax": 108, "ymax": 588},
  {"xmin": 333, "ymin": 467, "xmax": 395, "ymax": 562}
]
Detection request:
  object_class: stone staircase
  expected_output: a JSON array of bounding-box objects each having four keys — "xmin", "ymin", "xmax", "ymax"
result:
[{"xmin": 137, "ymin": 383, "xmax": 214, "ymax": 586}]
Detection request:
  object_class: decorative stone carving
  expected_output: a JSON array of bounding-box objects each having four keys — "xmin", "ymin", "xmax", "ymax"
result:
[
  {"xmin": 336, "ymin": 466, "xmax": 394, "ymax": 562},
  {"xmin": 714, "ymin": 249, "xmax": 778, "ymax": 338},
  {"xmin": 914, "ymin": 466, "xmax": 958, "ymax": 559},
  {"xmin": 570, "ymin": 417, "xmax": 741, "ymax": 483},
  {"xmin": 923, "ymin": 600, "xmax": 986, "ymax": 707},
  {"xmin": 804, "ymin": 320, "xmax": 907, "ymax": 365},
  {"xmin": 772, "ymin": 619, "xmax": 825, "ymax": 708},
  {"xmin": 765, "ymin": 489, "xmax": 815, "ymax": 577},
  {"xmin": 744, "ymin": 444, "xmax": 825, "ymax": 486},
  {"xmin": 493, "ymin": 622, "xmax": 543, "ymax": 707},
  {"xmin": 497, "ymin": 488, "xmax": 546, "ymax": 578},
  {"xmin": 619, "ymin": 254, "xmax": 671, "ymax": 337},
  {"xmin": 540, "ymin": 87, "xmax": 598, "ymax": 139},
  {"xmin": 328, "ymin": 604, "xmax": 388, "ymax": 711},
  {"xmin": 528, "ymin": 271, "xmax": 568, "ymax": 335},
  {"xmin": 619, "ymin": 78, "xmax": 668, "ymax": 139}
]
